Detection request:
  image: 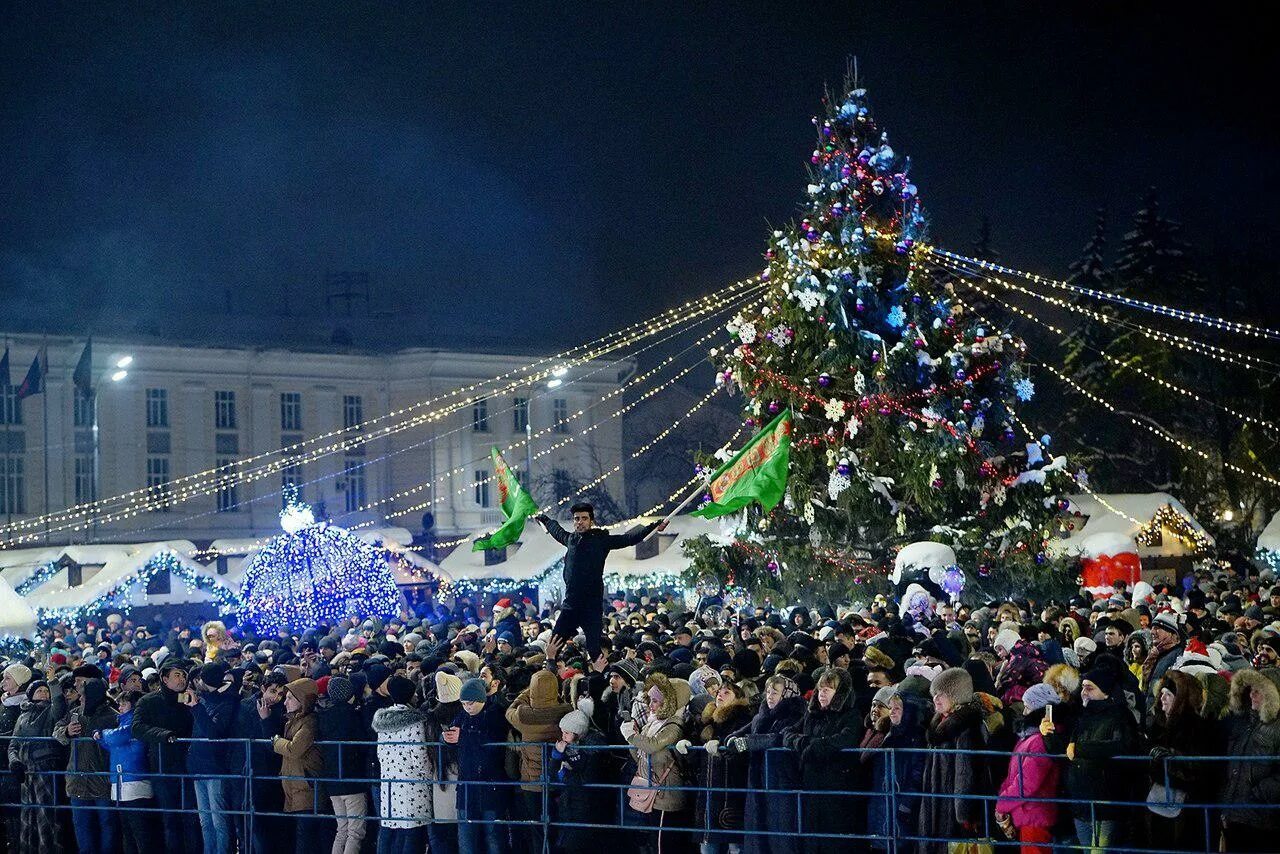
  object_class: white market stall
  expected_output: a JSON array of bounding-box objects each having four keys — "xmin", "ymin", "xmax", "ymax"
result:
[
  {"xmin": 1053, "ymin": 492, "xmax": 1214, "ymax": 581},
  {"xmin": 22, "ymin": 541, "xmax": 239, "ymax": 623},
  {"xmin": 0, "ymin": 575, "xmax": 37, "ymax": 644},
  {"xmin": 1258, "ymin": 511, "xmax": 1280, "ymax": 573}
]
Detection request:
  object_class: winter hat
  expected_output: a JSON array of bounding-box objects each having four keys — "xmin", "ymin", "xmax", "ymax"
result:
[
  {"xmin": 327, "ymin": 676, "xmax": 355, "ymax": 705},
  {"xmin": 199, "ymin": 661, "xmax": 229, "ymax": 688},
  {"xmin": 863, "ymin": 645, "xmax": 895, "ymax": 671},
  {"xmin": 558, "ymin": 709, "xmax": 591, "ymax": 737},
  {"xmin": 435, "ymin": 671, "xmax": 463, "ymax": 704},
  {"xmin": 1151, "ymin": 613, "xmax": 1183, "ymax": 638},
  {"xmin": 1021, "ymin": 683, "xmax": 1060, "ymax": 714},
  {"xmin": 386, "ymin": 675, "xmax": 416, "ymax": 706},
  {"xmin": 72, "ymin": 664, "xmax": 103, "ymax": 680},
  {"xmin": 315, "ymin": 675, "xmax": 331, "ymax": 697},
  {"xmin": 872, "ymin": 685, "xmax": 896, "ymax": 708},
  {"xmin": 606, "ymin": 659, "xmax": 640, "ymax": 687},
  {"xmin": 453, "ymin": 650, "xmax": 481, "ymax": 674},
  {"xmin": 688, "ymin": 665, "xmax": 720, "ymax": 696},
  {"xmin": 1082, "ymin": 665, "xmax": 1119, "ymax": 697},
  {"xmin": 25, "ymin": 679, "xmax": 49, "ymax": 701},
  {"xmin": 2, "ymin": 664, "xmax": 32, "ymax": 690},
  {"xmin": 993, "ymin": 629, "xmax": 1021, "ymax": 656},
  {"xmin": 930, "ymin": 667, "xmax": 975, "ymax": 706},
  {"xmin": 460, "ymin": 678, "xmax": 487, "ymax": 703},
  {"xmin": 1073, "ymin": 636, "xmax": 1098, "ymax": 657}
]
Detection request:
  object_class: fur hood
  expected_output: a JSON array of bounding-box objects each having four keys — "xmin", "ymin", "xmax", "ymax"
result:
[
  {"xmin": 701, "ymin": 695, "xmax": 750, "ymax": 726},
  {"xmin": 1229, "ymin": 668, "xmax": 1280, "ymax": 724},
  {"xmin": 372, "ymin": 703, "xmax": 430, "ymax": 734},
  {"xmin": 642, "ymin": 673, "xmax": 692, "ymax": 720},
  {"xmin": 1043, "ymin": 663, "xmax": 1080, "ymax": 700},
  {"xmin": 808, "ymin": 666, "xmax": 853, "ymax": 713}
]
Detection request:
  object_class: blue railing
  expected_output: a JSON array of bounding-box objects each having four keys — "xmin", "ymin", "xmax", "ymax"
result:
[{"xmin": 1, "ymin": 735, "xmax": 1274, "ymax": 853}]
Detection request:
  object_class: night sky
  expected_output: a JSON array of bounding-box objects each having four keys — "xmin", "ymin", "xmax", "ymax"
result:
[{"xmin": 2, "ymin": 2, "xmax": 1275, "ymax": 351}]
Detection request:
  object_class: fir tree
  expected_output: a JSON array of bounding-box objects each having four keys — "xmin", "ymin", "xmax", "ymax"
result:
[
  {"xmin": 971, "ymin": 216, "xmax": 1000, "ymax": 262},
  {"xmin": 1114, "ymin": 187, "xmax": 1188, "ymax": 299},
  {"xmin": 686, "ymin": 76, "xmax": 1076, "ymax": 604}
]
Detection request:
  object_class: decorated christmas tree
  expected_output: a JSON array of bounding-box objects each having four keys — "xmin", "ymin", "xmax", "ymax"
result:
[
  {"xmin": 686, "ymin": 73, "xmax": 1077, "ymax": 604},
  {"xmin": 238, "ymin": 493, "xmax": 402, "ymax": 634}
]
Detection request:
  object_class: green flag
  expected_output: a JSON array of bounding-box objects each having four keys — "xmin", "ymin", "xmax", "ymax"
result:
[
  {"xmin": 472, "ymin": 448, "xmax": 539, "ymax": 551},
  {"xmin": 692, "ymin": 409, "xmax": 792, "ymax": 519}
]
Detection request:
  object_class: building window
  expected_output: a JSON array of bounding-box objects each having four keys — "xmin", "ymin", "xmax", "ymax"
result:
[
  {"xmin": 472, "ymin": 399, "xmax": 489, "ymax": 432},
  {"xmin": 343, "ymin": 458, "xmax": 367, "ymax": 513},
  {"xmin": 513, "ymin": 397, "xmax": 529, "ymax": 433},
  {"xmin": 146, "ymin": 457, "xmax": 171, "ymax": 511},
  {"xmin": 67, "ymin": 564, "xmax": 83, "ymax": 588},
  {"xmin": 282, "ymin": 460, "xmax": 303, "ymax": 507},
  {"xmin": 73, "ymin": 389, "xmax": 93, "ymax": 428},
  {"xmin": 74, "ymin": 457, "xmax": 94, "ymax": 505},
  {"xmin": 145, "ymin": 388, "xmax": 169, "ymax": 428},
  {"xmin": 215, "ymin": 390, "xmax": 237, "ymax": 430},
  {"xmin": 553, "ymin": 398, "xmax": 569, "ymax": 433},
  {"xmin": 0, "ymin": 457, "xmax": 24, "ymax": 515},
  {"xmin": 280, "ymin": 392, "xmax": 302, "ymax": 431},
  {"xmin": 343, "ymin": 395, "xmax": 363, "ymax": 430},
  {"xmin": 146, "ymin": 567, "xmax": 171, "ymax": 595},
  {"xmin": 215, "ymin": 457, "xmax": 239, "ymax": 512},
  {"xmin": 473, "ymin": 470, "xmax": 490, "ymax": 508},
  {"xmin": 1, "ymin": 384, "xmax": 21, "ymax": 426}
]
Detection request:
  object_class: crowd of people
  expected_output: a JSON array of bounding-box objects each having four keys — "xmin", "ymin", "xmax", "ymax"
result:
[{"xmin": 0, "ymin": 563, "xmax": 1278, "ymax": 854}]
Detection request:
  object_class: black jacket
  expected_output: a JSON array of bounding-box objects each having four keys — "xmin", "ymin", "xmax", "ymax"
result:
[
  {"xmin": 537, "ymin": 516, "xmax": 657, "ymax": 608},
  {"xmin": 1064, "ymin": 695, "xmax": 1141, "ymax": 820},
  {"xmin": 316, "ymin": 700, "xmax": 370, "ymax": 797},
  {"xmin": 131, "ymin": 685, "xmax": 194, "ymax": 774}
]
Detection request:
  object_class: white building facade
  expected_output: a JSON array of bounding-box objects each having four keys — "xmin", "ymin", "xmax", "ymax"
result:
[{"xmin": 0, "ymin": 333, "xmax": 628, "ymax": 546}]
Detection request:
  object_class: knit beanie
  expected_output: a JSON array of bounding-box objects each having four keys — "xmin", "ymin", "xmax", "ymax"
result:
[
  {"xmin": 1021, "ymin": 683, "xmax": 1060, "ymax": 713},
  {"xmin": 994, "ymin": 629, "xmax": 1021, "ymax": 656},
  {"xmin": 1082, "ymin": 665, "xmax": 1119, "ymax": 697},
  {"xmin": 872, "ymin": 685, "xmax": 896, "ymax": 708},
  {"xmin": 386, "ymin": 675, "xmax": 415, "ymax": 706},
  {"xmin": 559, "ymin": 709, "xmax": 590, "ymax": 736},
  {"xmin": 460, "ymin": 678, "xmax": 487, "ymax": 703},
  {"xmin": 2, "ymin": 663, "xmax": 32, "ymax": 690},
  {"xmin": 435, "ymin": 671, "xmax": 463, "ymax": 704},
  {"xmin": 930, "ymin": 667, "xmax": 975, "ymax": 705},
  {"xmin": 327, "ymin": 676, "xmax": 355, "ymax": 705}
]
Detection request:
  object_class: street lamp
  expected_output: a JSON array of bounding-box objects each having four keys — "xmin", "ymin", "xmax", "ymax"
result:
[{"xmin": 90, "ymin": 353, "xmax": 133, "ymax": 537}]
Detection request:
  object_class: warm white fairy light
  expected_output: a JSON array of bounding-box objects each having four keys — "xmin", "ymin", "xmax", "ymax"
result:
[
  {"xmin": 930, "ymin": 247, "xmax": 1280, "ymax": 342},
  {"xmin": 1, "ymin": 276, "xmax": 765, "ymax": 540},
  {"xmin": 935, "ymin": 256, "xmax": 1279, "ymax": 374},
  {"xmin": 951, "ymin": 275, "xmax": 1278, "ymax": 431}
]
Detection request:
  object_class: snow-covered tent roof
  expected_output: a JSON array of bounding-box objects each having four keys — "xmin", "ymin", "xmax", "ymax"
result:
[
  {"xmin": 439, "ymin": 523, "xmax": 565, "ymax": 583},
  {"xmin": 24, "ymin": 541, "xmax": 238, "ymax": 619},
  {"xmin": 0, "ymin": 544, "xmax": 133, "ymax": 595},
  {"xmin": 1259, "ymin": 512, "xmax": 1280, "ymax": 556},
  {"xmin": 439, "ymin": 515, "xmax": 719, "ymax": 592},
  {"xmin": 1052, "ymin": 492, "xmax": 1213, "ymax": 559},
  {"xmin": 0, "ymin": 575, "xmax": 37, "ymax": 640}
]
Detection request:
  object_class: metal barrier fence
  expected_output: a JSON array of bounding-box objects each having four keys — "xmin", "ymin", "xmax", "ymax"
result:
[{"xmin": 1, "ymin": 734, "xmax": 1276, "ymax": 853}]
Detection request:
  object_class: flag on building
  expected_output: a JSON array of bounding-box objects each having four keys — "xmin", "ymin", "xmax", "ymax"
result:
[
  {"xmin": 472, "ymin": 447, "xmax": 538, "ymax": 551},
  {"xmin": 16, "ymin": 348, "xmax": 46, "ymax": 399},
  {"xmin": 692, "ymin": 408, "xmax": 793, "ymax": 519},
  {"xmin": 72, "ymin": 340, "xmax": 93, "ymax": 393}
]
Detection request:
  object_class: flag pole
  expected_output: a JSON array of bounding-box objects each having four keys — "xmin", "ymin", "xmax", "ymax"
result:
[
  {"xmin": 641, "ymin": 477, "xmax": 711, "ymax": 542},
  {"xmin": 41, "ymin": 340, "xmax": 50, "ymax": 544}
]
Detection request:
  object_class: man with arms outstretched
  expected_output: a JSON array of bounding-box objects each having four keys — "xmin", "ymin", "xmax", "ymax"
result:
[{"xmin": 536, "ymin": 502, "xmax": 666, "ymax": 659}]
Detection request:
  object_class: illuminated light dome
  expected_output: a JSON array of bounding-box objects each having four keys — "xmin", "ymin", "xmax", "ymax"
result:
[{"xmin": 238, "ymin": 521, "xmax": 402, "ymax": 634}]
